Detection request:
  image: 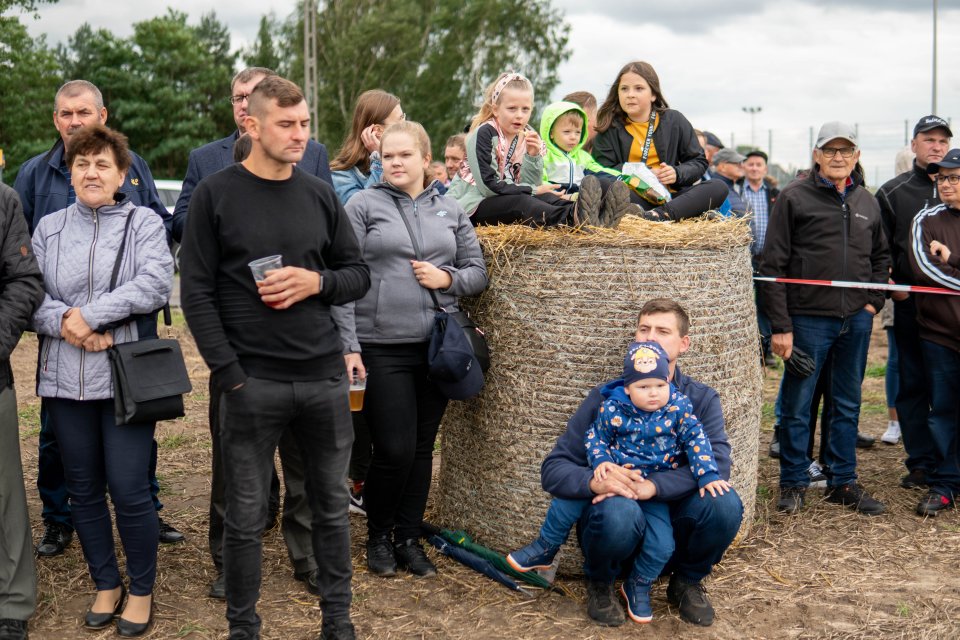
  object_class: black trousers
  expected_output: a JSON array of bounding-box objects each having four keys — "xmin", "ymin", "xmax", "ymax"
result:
[
  {"xmin": 632, "ymin": 180, "xmax": 729, "ymax": 220},
  {"xmin": 472, "ymin": 192, "xmax": 574, "ymax": 227},
  {"xmin": 360, "ymin": 342, "xmax": 448, "ymax": 542}
]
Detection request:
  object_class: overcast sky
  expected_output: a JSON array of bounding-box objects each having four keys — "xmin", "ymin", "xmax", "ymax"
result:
[{"xmin": 18, "ymin": 0, "xmax": 960, "ymax": 185}]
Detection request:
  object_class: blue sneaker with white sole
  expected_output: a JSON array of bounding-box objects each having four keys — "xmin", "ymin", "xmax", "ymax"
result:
[
  {"xmin": 620, "ymin": 575, "xmax": 654, "ymax": 624},
  {"xmin": 506, "ymin": 536, "xmax": 560, "ymax": 572}
]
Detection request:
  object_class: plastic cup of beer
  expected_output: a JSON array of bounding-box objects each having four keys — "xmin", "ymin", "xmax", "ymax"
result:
[
  {"xmin": 349, "ymin": 378, "xmax": 366, "ymax": 412},
  {"xmin": 248, "ymin": 255, "xmax": 283, "ymax": 283}
]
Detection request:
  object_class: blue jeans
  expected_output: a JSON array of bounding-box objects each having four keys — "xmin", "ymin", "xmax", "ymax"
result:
[
  {"xmin": 779, "ymin": 311, "xmax": 873, "ymax": 487},
  {"xmin": 919, "ymin": 340, "xmax": 960, "ymax": 498},
  {"xmin": 46, "ymin": 398, "xmax": 158, "ymax": 596},
  {"xmin": 893, "ymin": 298, "xmax": 936, "ymax": 472},
  {"xmin": 38, "ymin": 399, "xmax": 163, "ymax": 529},
  {"xmin": 885, "ymin": 328, "xmax": 899, "ymax": 410},
  {"xmin": 219, "ymin": 375, "xmax": 353, "ymax": 636},
  {"xmin": 578, "ymin": 490, "xmax": 742, "ymax": 584}
]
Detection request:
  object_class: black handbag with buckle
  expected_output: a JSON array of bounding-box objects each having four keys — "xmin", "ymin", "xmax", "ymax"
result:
[{"xmin": 104, "ymin": 211, "xmax": 192, "ymax": 425}]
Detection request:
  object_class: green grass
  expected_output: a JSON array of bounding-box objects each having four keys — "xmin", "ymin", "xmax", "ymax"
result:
[
  {"xmin": 159, "ymin": 433, "xmax": 189, "ymax": 449},
  {"xmin": 756, "ymin": 485, "xmax": 771, "ymax": 500},
  {"xmin": 865, "ymin": 363, "xmax": 887, "ymax": 378},
  {"xmin": 896, "ymin": 602, "xmax": 910, "ymax": 617},
  {"xmin": 169, "ymin": 307, "xmax": 187, "ymax": 328},
  {"xmin": 175, "ymin": 623, "xmax": 210, "ymax": 638}
]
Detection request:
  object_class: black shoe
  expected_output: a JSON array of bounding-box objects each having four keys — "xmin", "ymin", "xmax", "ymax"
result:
[
  {"xmin": 84, "ymin": 585, "xmax": 125, "ymax": 629},
  {"xmin": 901, "ymin": 468, "xmax": 929, "ymax": 489},
  {"xmin": 777, "ymin": 486, "xmax": 806, "ymax": 514},
  {"xmin": 0, "ymin": 619, "xmax": 28, "ymax": 640},
  {"xmin": 768, "ymin": 426, "xmax": 780, "ymax": 459},
  {"xmin": 264, "ymin": 507, "xmax": 280, "ymax": 533},
  {"xmin": 115, "ymin": 600, "xmax": 153, "ymax": 638},
  {"xmin": 824, "ymin": 483, "xmax": 885, "ymax": 516},
  {"xmin": 666, "ymin": 574, "xmax": 715, "ymax": 626},
  {"xmin": 585, "ymin": 580, "xmax": 625, "ymax": 627},
  {"xmin": 855, "ymin": 433, "xmax": 876, "ymax": 449},
  {"xmin": 294, "ymin": 568, "xmax": 321, "ymax": 595},
  {"xmin": 320, "ymin": 617, "xmax": 356, "ymax": 640},
  {"xmin": 158, "ymin": 518, "xmax": 186, "ymax": 544},
  {"xmin": 208, "ymin": 573, "xmax": 226, "ymax": 600},
  {"xmin": 916, "ymin": 491, "xmax": 955, "ymax": 517},
  {"xmin": 35, "ymin": 523, "xmax": 72, "ymax": 557},
  {"xmin": 394, "ymin": 538, "xmax": 437, "ymax": 578},
  {"xmin": 348, "ymin": 488, "xmax": 366, "ymax": 517},
  {"xmin": 366, "ymin": 536, "xmax": 397, "ymax": 577}
]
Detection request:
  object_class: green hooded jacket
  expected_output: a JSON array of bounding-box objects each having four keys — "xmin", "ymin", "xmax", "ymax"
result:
[{"xmin": 539, "ymin": 101, "xmax": 618, "ymax": 188}]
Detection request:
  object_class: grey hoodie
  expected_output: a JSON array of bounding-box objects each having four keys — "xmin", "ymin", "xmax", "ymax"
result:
[
  {"xmin": 32, "ymin": 199, "xmax": 173, "ymax": 401},
  {"xmin": 332, "ymin": 182, "xmax": 487, "ymax": 351}
]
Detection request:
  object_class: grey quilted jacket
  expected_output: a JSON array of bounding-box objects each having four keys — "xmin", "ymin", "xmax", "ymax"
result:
[{"xmin": 32, "ymin": 198, "xmax": 173, "ymax": 400}]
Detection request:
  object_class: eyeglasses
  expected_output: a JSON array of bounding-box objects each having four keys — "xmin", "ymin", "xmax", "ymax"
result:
[
  {"xmin": 819, "ymin": 146, "xmax": 857, "ymax": 159},
  {"xmin": 936, "ymin": 174, "xmax": 960, "ymax": 185},
  {"xmin": 229, "ymin": 94, "xmax": 250, "ymax": 105}
]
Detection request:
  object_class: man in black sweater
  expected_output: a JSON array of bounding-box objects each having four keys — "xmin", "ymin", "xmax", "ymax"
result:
[
  {"xmin": 180, "ymin": 77, "xmax": 369, "ymax": 640},
  {"xmin": 876, "ymin": 115, "xmax": 951, "ymax": 490}
]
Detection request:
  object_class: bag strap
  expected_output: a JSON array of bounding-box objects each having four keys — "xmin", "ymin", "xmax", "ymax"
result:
[
  {"xmin": 390, "ymin": 196, "xmax": 443, "ymax": 312},
  {"xmin": 105, "ymin": 210, "xmax": 172, "ymax": 331},
  {"xmin": 639, "ymin": 110, "xmax": 657, "ymax": 165}
]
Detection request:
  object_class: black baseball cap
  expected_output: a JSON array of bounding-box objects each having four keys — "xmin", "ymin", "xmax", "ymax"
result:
[
  {"xmin": 926, "ymin": 148, "xmax": 960, "ymax": 174},
  {"xmin": 913, "ymin": 115, "xmax": 953, "ymax": 138},
  {"xmin": 702, "ymin": 131, "xmax": 724, "ymax": 149}
]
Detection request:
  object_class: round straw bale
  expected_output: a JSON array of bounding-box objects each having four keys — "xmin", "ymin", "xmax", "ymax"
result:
[{"xmin": 435, "ymin": 216, "xmax": 763, "ymax": 575}]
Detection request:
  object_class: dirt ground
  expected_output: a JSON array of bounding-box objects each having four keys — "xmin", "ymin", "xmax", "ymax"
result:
[{"xmin": 9, "ymin": 315, "xmax": 960, "ymax": 640}]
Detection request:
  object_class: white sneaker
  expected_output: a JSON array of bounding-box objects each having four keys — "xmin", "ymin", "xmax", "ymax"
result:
[
  {"xmin": 807, "ymin": 461, "xmax": 828, "ymax": 488},
  {"xmin": 881, "ymin": 421, "xmax": 901, "ymax": 445}
]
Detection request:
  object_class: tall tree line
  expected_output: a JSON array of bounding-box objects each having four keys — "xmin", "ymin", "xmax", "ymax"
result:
[{"xmin": 1, "ymin": 0, "xmax": 569, "ymax": 181}]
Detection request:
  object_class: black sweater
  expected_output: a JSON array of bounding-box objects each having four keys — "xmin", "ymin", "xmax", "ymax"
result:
[{"xmin": 180, "ymin": 164, "xmax": 370, "ymax": 391}]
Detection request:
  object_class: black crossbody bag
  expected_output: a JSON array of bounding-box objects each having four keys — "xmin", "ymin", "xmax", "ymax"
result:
[{"xmin": 105, "ymin": 212, "xmax": 192, "ymax": 425}]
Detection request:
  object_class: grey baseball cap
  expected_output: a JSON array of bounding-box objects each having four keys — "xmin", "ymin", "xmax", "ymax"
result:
[
  {"xmin": 815, "ymin": 121, "xmax": 857, "ymax": 148},
  {"xmin": 712, "ymin": 148, "xmax": 746, "ymax": 166}
]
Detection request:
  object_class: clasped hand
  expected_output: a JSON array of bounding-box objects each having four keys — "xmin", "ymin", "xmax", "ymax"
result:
[
  {"xmin": 61, "ymin": 308, "xmax": 112, "ymax": 352},
  {"xmin": 589, "ymin": 462, "xmax": 653, "ymax": 504}
]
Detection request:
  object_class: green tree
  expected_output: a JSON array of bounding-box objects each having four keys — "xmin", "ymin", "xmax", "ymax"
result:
[
  {"xmin": 0, "ymin": 0, "xmax": 56, "ymax": 13},
  {"xmin": 58, "ymin": 10, "xmax": 236, "ymax": 178},
  {"xmin": 273, "ymin": 0, "xmax": 570, "ymax": 156},
  {"xmin": 0, "ymin": 17, "xmax": 62, "ymax": 181},
  {"xmin": 243, "ymin": 14, "xmax": 282, "ymax": 72}
]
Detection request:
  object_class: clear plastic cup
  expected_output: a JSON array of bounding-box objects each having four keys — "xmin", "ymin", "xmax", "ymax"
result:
[
  {"xmin": 248, "ymin": 255, "xmax": 283, "ymax": 283},
  {"xmin": 349, "ymin": 378, "xmax": 366, "ymax": 412}
]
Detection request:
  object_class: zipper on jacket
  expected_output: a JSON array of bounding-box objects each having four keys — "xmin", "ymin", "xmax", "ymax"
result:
[
  {"xmin": 41, "ymin": 336, "xmax": 52, "ymax": 372},
  {"xmin": 78, "ymin": 209, "xmax": 101, "ymax": 401},
  {"xmin": 840, "ymin": 202, "xmax": 849, "ymax": 319},
  {"xmin": 412, "ymin": 200, "xmax": 433, "ymax": 319}
]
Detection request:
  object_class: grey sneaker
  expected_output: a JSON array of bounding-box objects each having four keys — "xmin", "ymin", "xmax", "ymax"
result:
[
  {"xmin": 807, "ymin": 461, "xmax": 828, "ymax": 488},
  {"xmin": 824, "ymin": 483, "xmax": 885, "ymax": 516},
  {"xmin": 777, "ymin": 486, "xmax": 806, "ymax": 514},
  {"xmin": 585, "ymin": 580, "xmax": 625, "ymax": 627}
]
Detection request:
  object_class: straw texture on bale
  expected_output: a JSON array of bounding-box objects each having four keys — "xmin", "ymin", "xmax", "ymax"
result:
[{"xmin": 435, "ymin": 216, "xmax": 763, "ymax": 575}]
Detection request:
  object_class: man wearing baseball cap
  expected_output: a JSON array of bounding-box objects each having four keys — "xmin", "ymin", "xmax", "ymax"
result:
[
  {"xmin": 876, "ymin": 115, "xmax": 952, "ymax": 489},
  {"xmin": 710, "ymin": 149, "xmax": 748, "ymax": 217},
  {"xmin": 907, "ymin": 148, "xmax": 960, "ymax": 516},
  {"xmin": 759, "ymin": 121, "xmax": 890, "ymax": 516}
]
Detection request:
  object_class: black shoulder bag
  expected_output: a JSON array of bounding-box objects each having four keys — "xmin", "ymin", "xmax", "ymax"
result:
[
  {"xmin": 106, "ymin": 212, "xmax": 192, "ymax": 425},
  {"xmin": 391, "ymin": 197, "xmax": 490, "ymax": 397}
]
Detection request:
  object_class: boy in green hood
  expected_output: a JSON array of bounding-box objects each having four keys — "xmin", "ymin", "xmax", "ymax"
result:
[{"xmin": 540, "ymin": 101, "xmax": 637, "ymax": 227}]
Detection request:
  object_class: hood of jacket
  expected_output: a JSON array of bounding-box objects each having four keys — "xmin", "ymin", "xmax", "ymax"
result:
[{"xmin": 540, "ymin": 101, "xmax": 589, "ymax": 167}]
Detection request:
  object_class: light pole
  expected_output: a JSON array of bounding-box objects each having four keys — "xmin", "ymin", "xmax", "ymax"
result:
[
  {"xmin": 933, "ymin": 0, "xmax": 938, "ymax": 113},
  {"xmin": 742, "ymin": 106, "xmax": 762, "ymax": 148}
]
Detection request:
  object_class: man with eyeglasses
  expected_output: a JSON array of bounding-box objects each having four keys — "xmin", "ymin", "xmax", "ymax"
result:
[
  {"xmin": 172, "ymin": 67, "xmax": 333, "ymax": 600},
  {"xmin": 759, "ymin": 121, "xmax": 890, "ymax": 516},
  {"xmin": 907, "ymin": 149, "xmax": 960, "ymax": 517},
  {"xmin": 876, "ymin": 115, "xmax": 952, "ymax": 492},
  {"xmin": 13, "ymin": 79, "xmax": 183, "ymax": 558}
]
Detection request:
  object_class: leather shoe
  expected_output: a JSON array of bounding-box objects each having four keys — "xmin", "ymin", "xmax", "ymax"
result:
[
  {"xmin": 35, "ymin": 523, "xmax": 72, "ymax": 557},
  {"xmin": 208, "ymin": 573, "xmax": 226, "ymax": 600},
  {"xmin": 116, "ymin": 597, "xmax": 153, "ymax": 637},
  {"xmin": 84, "ymin": 585, "xmax": 125, "ymax": 629},
  {"xmin": 158, "ymin": 518, "xmax": 186, "ymax": 544},
  {"xmin": 294, "ymin": 568, "xmax": 320, "ymax": 595},
  {"xmin": 394, "ymin": 538, "xmax": 437, "ymax": 577}
]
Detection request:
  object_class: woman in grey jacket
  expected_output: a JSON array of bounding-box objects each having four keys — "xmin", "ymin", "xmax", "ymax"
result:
[
  {"xmin": 333, "ymin": 121, "xmax": 487, "ymax": 578},
  {"xmin": 31, "ymin": 126, "xmax": 173, "ymax": 637}
]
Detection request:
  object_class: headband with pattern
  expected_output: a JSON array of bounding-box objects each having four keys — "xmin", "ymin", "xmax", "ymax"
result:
[{"xmin": 491, "ymin": 73, "xmax": 528, "ymax": 104}]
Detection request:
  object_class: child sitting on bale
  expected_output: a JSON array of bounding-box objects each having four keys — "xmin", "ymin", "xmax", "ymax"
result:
[
  {"xmin": 539, "ymin": 100, "xmax": 638, "ymax": 228},
  {"xmin": 507, "ymin": 341, "xmax": 731, "ymax": 624}
]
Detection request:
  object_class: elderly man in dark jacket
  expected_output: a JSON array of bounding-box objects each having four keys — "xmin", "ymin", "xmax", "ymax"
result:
[
  {"xmin": 0, "ymin": 184, "xmax": 44, "ymax": 640},
  {"xmin": 760, "ymin": 122, "xmax": 890, "ymax": 517}
]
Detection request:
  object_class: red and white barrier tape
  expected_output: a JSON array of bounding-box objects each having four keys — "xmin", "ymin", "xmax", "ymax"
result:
[{"xmin": 752, "ymin": 276, "xmax": 960, "ymax": 297}]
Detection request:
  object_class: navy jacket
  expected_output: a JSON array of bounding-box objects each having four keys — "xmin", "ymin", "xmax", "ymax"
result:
[
  {"xmin": 541, "ymin": 365, "xmax": 731, "ymax": 503},
  {"xmin": 13, "ymin": 139, "xmax": 171, "ymax": 237},
  {"xmin": 172, "ymin": 132, "xmax": 332, "ymax": 243}
]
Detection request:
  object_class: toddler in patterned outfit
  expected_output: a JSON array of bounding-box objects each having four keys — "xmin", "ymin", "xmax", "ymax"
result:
[{"xmin": 507, "ymin": 341, "xmax": 731, "ymax": 623}]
